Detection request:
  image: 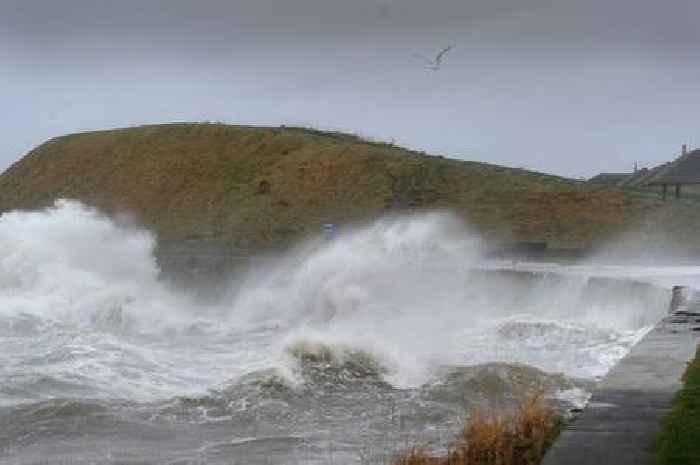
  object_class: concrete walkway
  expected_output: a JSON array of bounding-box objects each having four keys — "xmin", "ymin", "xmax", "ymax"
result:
[{"xmin": 542, "ymin": 305, "xmax": 699, "ymax": 465}]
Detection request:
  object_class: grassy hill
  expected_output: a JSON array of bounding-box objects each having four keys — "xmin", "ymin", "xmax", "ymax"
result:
[{"xmin": 0, "ymin": 123, "xmax": 697, "ymax": 268}]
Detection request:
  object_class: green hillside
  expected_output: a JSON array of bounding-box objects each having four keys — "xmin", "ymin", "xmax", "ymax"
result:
[{"xmin": 0, "ymin": 123, "xmax": 696, "ymax": 265}]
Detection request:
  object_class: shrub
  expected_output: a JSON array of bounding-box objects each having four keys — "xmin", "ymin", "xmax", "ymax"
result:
[{"xmin": 392, "ymin": 395, "xmax": 561, "ymax": 465}]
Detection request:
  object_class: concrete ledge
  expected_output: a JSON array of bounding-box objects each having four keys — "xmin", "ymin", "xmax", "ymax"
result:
[
  {"xmin": 542, "ymin": 308, "xmax": 699, "ymax": 465},
  {"xmin": 544, "ymin": 431, "xmax": 657, "ymax": 465}
]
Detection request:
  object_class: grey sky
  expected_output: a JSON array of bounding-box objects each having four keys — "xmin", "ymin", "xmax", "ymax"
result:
[{"xmin": 2, "ymin": 0, "xmax": 699, "ymax": 178}]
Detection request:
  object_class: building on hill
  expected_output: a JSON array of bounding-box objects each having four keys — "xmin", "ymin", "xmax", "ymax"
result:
[
  {"xmin": 647, "ymin": 146, "xmax": 700, "ymax": 200},
  {"xmin": 618, "ymin": 163, "xmax": 672, "ymax": 188},
  {"xmin": 588, "ymin": 144, "xmax": 698, "ymax": 200},
  {"xmin": 588, "ymin": 173, "xmax": 632, "ymax": 186}
]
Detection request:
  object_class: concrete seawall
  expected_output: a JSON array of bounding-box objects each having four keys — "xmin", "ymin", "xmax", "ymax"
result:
[{"xmin": 543, "ymin": 294, "xmax": 700, "ymax": 465}]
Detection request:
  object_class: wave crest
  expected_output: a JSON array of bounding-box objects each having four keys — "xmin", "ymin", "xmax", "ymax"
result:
[{"xmin": 287, "ymin": 341, "xmax": 389, "ymax": 385}]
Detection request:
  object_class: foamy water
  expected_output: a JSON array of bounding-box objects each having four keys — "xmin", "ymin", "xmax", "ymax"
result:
[{"xmin": 0, "ymin": 201, "xmax": 678, "ymax": 464}]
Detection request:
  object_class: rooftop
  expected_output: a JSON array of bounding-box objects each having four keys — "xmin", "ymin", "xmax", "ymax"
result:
[
  {"xmin": 648, "ymin": 149, "xmax": 700, "ymax": 185},
  {"xmin": 588, "ymin": 173, "xmax": 631, "ymax": 186}
]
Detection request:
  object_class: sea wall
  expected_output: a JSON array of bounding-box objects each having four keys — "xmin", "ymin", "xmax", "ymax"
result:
[{"xmin": 542, "ymin": 290, "xmax": 699, "ymax": 465}]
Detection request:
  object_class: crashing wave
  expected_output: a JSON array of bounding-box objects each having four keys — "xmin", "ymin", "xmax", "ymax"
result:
[
  {"xmin": 422, "ymin": 362, "xmax": 594, "ymax": 412},
  {"xmin": 286, "ymin": 341, "xmax": 389, "ymax": 386},
  {"xmin": 495, "ymin": 318, "xmax": 617, "ymax": 348}
]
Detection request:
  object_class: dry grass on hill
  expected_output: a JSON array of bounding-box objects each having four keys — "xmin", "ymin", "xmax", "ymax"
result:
[{"xmin": 0, "ymin": 123, "xmax": 697, "ymax": 259}]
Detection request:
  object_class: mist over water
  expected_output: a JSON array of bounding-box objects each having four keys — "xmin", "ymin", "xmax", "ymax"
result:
[
  {"xmin": 0, "ymin": 201, "xmax": 675, "ymax": 463},
  {"xmin": 230, "ymin": 212, "xmax": 661, "ymax": 387}
]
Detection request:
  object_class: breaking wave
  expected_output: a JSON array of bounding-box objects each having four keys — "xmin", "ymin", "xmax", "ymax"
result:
[
  {"xmin": 0, "ymin": 200, "xmax": 683, "ymax": 464},
  {"xmin": 0, "ymin": 201, "xmax": 671, "ymax": 408},
  {"xmin": 228, "ymin": 213, "xmax": 667, "ymax": 387}
]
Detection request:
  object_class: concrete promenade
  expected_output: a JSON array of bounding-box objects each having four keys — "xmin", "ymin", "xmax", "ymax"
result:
[{"xmin": 542, "ymin": 299, "xmax": 700, "ymax": 465}]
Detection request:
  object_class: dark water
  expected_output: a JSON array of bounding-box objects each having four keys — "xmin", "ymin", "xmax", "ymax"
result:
[{"xmin": 0, "ymin": 356, "xmax": 594, "ymax": 465}]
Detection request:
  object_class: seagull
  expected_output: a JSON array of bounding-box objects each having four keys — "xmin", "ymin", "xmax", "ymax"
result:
[{"xmin": 412, "ymin": 45, "xmax": 454, "ymax": 71}]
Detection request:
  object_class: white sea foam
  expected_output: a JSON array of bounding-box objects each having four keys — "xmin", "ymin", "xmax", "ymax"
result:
[
  {"xmin": 0, "ymin": 201, "xmax": 676, "ymax": 405},
  {"xmin": 0, "ymin": 200, "xmax": 187, "ymax": 328},
  {"xmin": 229, "ymin": 213, "xmax": 666, "ymax": 387},
  {"xmin": 0, "ymin": 201, "xmax": 277, "ymax": 404}
]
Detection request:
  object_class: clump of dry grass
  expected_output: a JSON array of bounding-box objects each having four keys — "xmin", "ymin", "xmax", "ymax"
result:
[
  {"xmin": 513, "ymin": 394, "xmax": 562, "ymax": 463},
  {"xmin": 453, "ymin": 409, "xmax": 513, "ymax": 465},
  {"xmin": 392, "ymin": 395, "xmax": 561, "ymax": 465}
]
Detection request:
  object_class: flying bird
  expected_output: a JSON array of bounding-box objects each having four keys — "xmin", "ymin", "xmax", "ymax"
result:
[{"xmin": 412, "ymin": 45, "xmax": 454, "ymax": 71}]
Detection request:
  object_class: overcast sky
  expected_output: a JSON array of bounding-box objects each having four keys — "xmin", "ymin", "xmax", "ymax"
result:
[{"xmin": 2, "ymin": 0, "xmax": 699, "ymax": 178}]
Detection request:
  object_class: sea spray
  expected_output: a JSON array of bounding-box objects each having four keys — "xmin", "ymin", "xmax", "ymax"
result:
[
  {"xmin": 0, "ymin": 202, "xmax": 669, "ymax": 404},
  {"xmin": 0, "ymin": 201, "xmax": 678, "ymax": 464},
  {"xmin": 0, "ymin": 200, "xmax": 185, "ymax": 329},
  {"xmin": 228, "ymin": 212, "xmax": 665, "ymax": 386},
  {"xmin": 0, "ymin": 200, "xmax": 275, "ymax": 404}
]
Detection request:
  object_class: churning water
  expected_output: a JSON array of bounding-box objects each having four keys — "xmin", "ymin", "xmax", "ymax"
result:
[{"xmin": 0, "ymin": 201, "xmax": 677, "ymax": 464}]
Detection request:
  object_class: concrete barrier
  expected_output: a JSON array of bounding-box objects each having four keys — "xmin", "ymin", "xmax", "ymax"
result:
[{"xmin": 543, "ymin": 287, "xmax": 700, "ymax": 465}]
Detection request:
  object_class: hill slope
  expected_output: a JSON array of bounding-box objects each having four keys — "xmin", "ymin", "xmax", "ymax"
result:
[{"xmin": 0, "ymin": 123, "xmax": 695, "ymax": 264}]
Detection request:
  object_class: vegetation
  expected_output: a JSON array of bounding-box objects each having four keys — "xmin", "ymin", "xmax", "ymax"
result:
[
  {"xmin": 392, "ymin": 395, "xmax": 561, "ymax": 465},
  {"xmin": 654, "ymin": 348, "xmax": 700, "ymax": 465},
  {"xmin": 1, "ymin": 123, "xmax": 700, "ymax": 266}
]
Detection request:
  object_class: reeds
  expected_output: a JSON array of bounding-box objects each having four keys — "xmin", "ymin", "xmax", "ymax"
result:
[{"xmin": 392, "ymin": 395, "xmax": 562, "ymax": 465}]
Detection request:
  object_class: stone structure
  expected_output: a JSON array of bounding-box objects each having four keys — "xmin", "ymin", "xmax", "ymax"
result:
[
  {"xmin": 542, "ymin": 289, "xmax": 700, "ymax": 465},
  {"xmin": 647, "ymin": 146, "xmax": 700, "ymax": 200},
  {"xmin": 589, "ymin": 144, "xmax": 700, "ymax": 200},
  {"xmin": 588, "ymin": 173, "xmax": 632, "ymax": 187}
]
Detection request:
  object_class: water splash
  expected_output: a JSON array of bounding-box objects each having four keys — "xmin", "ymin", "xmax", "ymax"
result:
[
  {"xmin": 229, "ymin": 213, "xmax": 667, "ymax": 387},
  {"xmin": 0, "ymin": 200, "xmax": 190, "ymax": 329},
  {"xmin": 0, "ymin": 202, "xmax": 671, "ymax": 406},
  {"xmin": 0, "ymin": 201, "xmax": 680, "ymax": 465},
  {"xmin": 0, "ymin": 201, "xmax": 272, "ymax": 404}
]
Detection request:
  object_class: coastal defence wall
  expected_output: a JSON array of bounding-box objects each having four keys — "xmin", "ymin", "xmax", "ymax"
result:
[
  {"xmin": 543, "ymin": 289, "xmax": 699, "ymax": 465},
  {"xmin": 154, "ymin": 235, "xmax": 685, "ymax": 330},
  {"xmin": 155, "ymin": 243, "xmax": 672, "ymax": 326}
]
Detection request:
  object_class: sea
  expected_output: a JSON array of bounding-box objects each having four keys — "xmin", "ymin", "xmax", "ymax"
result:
[{"xmin": 1, "ymin": 201, "xmax": 693, "ymax": 464}]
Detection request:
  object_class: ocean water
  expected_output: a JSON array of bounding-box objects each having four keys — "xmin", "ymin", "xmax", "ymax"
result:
[{"xmin": 0, "ymin": 201, "xmax": 676, "ymax": 464}]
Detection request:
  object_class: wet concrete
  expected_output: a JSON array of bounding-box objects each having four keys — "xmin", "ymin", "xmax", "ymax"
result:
[{"xmin": 542, "ymin": 301, "xmax": 700, "ymax": 465}]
